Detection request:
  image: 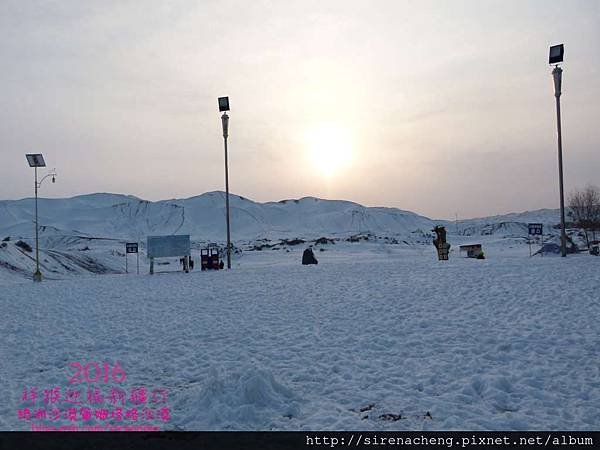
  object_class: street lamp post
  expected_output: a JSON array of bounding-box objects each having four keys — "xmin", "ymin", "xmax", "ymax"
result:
[
  {"xmin": 549, "ymin": 44, "xmax": 567, "ymax": 257},
  {"xmin": 218, "ymin": 96, "xmax": 232, "ymax": 269},
  {"xmin": 25, "ymin": 154, "xmax": 56, "ymax": 282}
]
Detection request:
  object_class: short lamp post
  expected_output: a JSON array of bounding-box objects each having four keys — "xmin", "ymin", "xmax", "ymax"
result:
[
  {"xmin": 218, "ymin": 96, "xmax": 232, "ymax": 269},
  {"xmin": 549, "ymin": 44, "xmax": 567, "ymax": 257},
  {"xmin": 25, "ymin": 154, "xmax": 57, "ymax": 282}
]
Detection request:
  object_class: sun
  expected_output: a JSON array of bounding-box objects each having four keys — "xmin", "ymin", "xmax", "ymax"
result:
[{"xmin": 306, "ymin": 124, "xmax": 354, "ymax": 177}]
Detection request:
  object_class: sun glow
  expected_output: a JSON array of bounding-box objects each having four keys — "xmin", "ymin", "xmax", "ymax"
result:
[{"xmin": 305, "ymin": 124, "xmax": 354, "ymax": 177}]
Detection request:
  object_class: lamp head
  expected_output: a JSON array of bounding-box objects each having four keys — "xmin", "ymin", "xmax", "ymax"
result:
[
  {"xmin": 549, "ymin": 44, "xmax": 564, "ymax": 65},
  {"xmin": 218, "ymin": 96, "xmax": 230, "ymax": 112}
]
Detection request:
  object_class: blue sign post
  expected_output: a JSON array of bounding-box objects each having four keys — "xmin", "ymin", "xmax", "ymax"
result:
[
  {"xmin": 125, "ymin": 242, "xmax": 139, "ymax": 274},
  {"xmin": 528, "ymin": 223, "xmax": 543, "ymax": 257}
]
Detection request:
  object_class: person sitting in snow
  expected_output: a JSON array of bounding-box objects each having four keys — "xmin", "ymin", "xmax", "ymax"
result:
[{"xmin": 302, "ymin": 247, "xmax": 318, "ymax": 265}]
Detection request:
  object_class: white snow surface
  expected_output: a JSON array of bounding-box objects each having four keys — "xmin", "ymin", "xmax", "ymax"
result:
[{"xmin": 1, "ymin": 245, "xmax": 599, "ymax": 431}]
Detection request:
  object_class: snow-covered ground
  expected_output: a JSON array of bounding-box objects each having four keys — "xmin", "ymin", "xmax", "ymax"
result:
[
  {"xmin": 1, "ymin": 191, "xmax": 583, "ymax": 283},
  {"xmin": 1, "ymin": 243, "xmax": 599, "ymax": 431}
]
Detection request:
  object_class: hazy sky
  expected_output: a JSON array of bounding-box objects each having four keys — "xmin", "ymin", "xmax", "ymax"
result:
[{"xmin": 1, "ymin": 0, "xmax": 599, "ymax": 219}]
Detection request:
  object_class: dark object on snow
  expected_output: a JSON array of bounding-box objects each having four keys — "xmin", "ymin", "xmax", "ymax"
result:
[
  {"xmin": 178, "ymin": 256, "xmax": 191, "ymax": 272},
  {"xmin": 591, "ymin": 246, "xmax": 599, "ymax": 256},
  {"xmin": 252, "ymin": 240, "xmax": 277, "ymax": 251},
  {"xmin": 15, "ymin": 240, "xmax": 33, "ymax": 253},
  {"xmin": 432, "ymin": 226, "xmax": 450, "ymax": 260},
  {"xmin": 379, "ymin": 413, "xmax": 402, "ymax": 422},
  {"xmin": 283, "ymin": 238, "xmax": 305, "ymax": 246},
  {"xmin": 189, "ymin": 258, "xmax": 194, "ymax": 270},
  {"xmin": 432, "ymin": 225, "xmax": 446, "ymax": 245},
  {"xmin": 2, "ymin": 236, "xmax": 10, "ymax": 242},
  {"xmin": 201, "ymin": 247, "xmax": 221, "ymax": 270},
  {"xmin": 346, "ymin": 234, "xmax": 370, "ymax": 243},
  {"xmin": 302, "ymin": 247, "xmax": 318, "ymax": 265},
  {"xmin": 219, "ymin": 260, "xmax": 224, "ymax": 270},
  {"xmin": 476, "ymin": 251, "xmax": 485, "ymax": 259},
  {"xmin": 315, "ymin": 237, "xmax": 335, "ymax": 245}
]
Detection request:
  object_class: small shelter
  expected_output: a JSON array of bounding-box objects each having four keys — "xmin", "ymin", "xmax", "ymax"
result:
[{"xmin": 459, "ymin": 244, "xmax": 483, "ymax": 258}]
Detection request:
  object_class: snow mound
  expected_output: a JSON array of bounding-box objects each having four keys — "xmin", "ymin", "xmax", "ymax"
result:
[
  {"xmin": 534, "ymin": 242, "xmax": 579, "ymax": 256},
  {"xmin": 459, "ymin": 221, "xmax": 528, "ymax": 237},
  {"xmin": 177, "ymin": 366, "xmax": 301, "ymax": 429}
]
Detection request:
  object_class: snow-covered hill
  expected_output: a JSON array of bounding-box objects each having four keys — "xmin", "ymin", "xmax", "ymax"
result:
[
  {"xmin": 0, "ymin": 192, "xmax": 566, "ymax": 281},
  {"xmin": 454, "ymin": 209, "xmax": 560, "ymax": 237},
  {"xmin": 0, "ymin": 192, "xmax": 437, "ymax": 242}
]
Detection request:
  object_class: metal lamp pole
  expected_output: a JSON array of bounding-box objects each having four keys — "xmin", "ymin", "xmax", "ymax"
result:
[
  {"xmin": 221, "ymin": 111, "xmax": 232, "ymax": 269},
  {"xmin": 551, "ymin": 56, "xmax": 567, "ymax": 257},
  {"xmin": 32, "ymin": 169, "xmax": 57, "ymax": 281},
  {"xmin": 33, "ymin": 166, "xmax": 42, "ymax": 282},
  {"xmin": 26, "ymin": 154, "xmax": 55, "ymax": 281}
]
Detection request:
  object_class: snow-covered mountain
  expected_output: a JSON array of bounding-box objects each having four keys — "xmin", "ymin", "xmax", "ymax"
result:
[
  {"xmin": 455, "ymin": 209, "xmax": 561, "ymax": 237},
  {"xmin": 0, "ymin": 192, "xmax": 438, "ymax": 242},
  {"xmin": 0, "ymin": 191, "xmax": 564, "ymax": 281}
]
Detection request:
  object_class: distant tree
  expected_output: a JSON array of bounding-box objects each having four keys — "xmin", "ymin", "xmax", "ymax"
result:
[
  {"xmin": 592, "ymin": 188, "xmax": 600, "ymax": 244},
  {"xmin": 568, "ymin": 185, "xmax": 600, "ymax": 251}
]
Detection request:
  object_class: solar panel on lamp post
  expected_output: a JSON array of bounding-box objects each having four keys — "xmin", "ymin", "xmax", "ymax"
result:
[
  {"xmin": 25, "ymin": 154, "xmax": 57, "ymax": 282},
  {"xmin": 549, "ymin": 44, "xmax": 567, "ymax": 257},
  {"xmin": 218, "ymin": 96, "xmax": 232, "ymax": 269}
]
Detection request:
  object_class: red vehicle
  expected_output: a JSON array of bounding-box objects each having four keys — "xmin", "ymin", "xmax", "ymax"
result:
[{"xmin": 200, "ymin": 247, "xmax": 221, "ymax": 270}]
